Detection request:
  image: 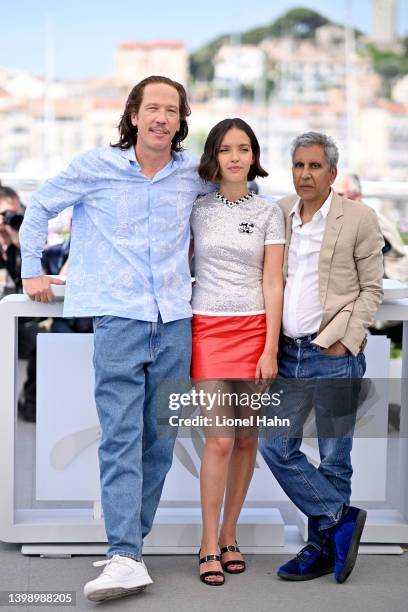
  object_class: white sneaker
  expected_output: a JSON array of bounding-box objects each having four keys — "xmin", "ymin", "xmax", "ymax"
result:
[{"xmin": 83, "ymin": 554, "xmax": 153, "ymax": 602}]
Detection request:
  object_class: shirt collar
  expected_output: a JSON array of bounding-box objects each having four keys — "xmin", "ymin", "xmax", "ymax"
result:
[
  {"xmin": 118, "ymin": 145, "xmax": 183, "ymax": 174},
  {"xmin": 119, "ymin": 145, "xmax": 182, "ymax": 163},
  {"xmin": 290, "ymin": 189, "xmax": 333, "ymax": 227},
  {"xmin": 119, "ymin": 145, "xmax": 137, "ymax": 163}
]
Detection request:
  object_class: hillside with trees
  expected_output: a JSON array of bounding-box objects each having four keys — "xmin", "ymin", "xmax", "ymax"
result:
[
  {"xmin": 190, "ymin": 8, "xmax": 335, "ymax": 82},
  {"xmin": 189, "ymin": 6, "xmax": 408, "ymax": 98}
]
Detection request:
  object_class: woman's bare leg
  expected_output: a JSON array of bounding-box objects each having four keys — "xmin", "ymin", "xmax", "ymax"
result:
[
  {"xmin": 197, "ymin": 380, "xmax": 234, "ymax": 583},
  {"xmin": 219, "ymin": 381, "xmax": 259, "ymax": 570}
]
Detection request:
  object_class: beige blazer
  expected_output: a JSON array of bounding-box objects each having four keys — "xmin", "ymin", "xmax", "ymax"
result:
[{"xmin": 279, "ymin": 191, "xmax": 384, "ymax": 355}]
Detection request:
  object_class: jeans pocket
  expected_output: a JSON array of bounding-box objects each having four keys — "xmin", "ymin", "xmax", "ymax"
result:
[
  {"xmin": 315, "ymin": 349, "xmax": 351, "ymax": 378},
  {"xmin": 317, "ymin": 346, "xmax": 349, "ymax": 359}
]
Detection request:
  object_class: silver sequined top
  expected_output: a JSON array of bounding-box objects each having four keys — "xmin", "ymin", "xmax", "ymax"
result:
[{"xmin": 191, "ymin": 192, "xmax": 285, "ymax": 315}]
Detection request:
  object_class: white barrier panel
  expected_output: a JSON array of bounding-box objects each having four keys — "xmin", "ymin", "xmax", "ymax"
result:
[
  {"xmin": 36, "ymin": 334, "xmax": 390, "ymax": 503},
  {"xmin": 0, "ymin": 286, "xmax": 407, "ymax": 550}
]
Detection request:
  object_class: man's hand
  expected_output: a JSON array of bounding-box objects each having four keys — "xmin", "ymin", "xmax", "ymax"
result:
[
  {"xmin": 323, "ymin": 340, "xmax": 348, "ymax": 356},
  {"xmin": 23, "ymin": 275, "xmax": 65, "ymax": 303}
]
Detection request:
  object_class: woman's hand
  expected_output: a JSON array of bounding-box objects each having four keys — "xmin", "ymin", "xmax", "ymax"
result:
[{"xmin": 255, "ymin": 351, "xmax": 278, "ymax": 384}]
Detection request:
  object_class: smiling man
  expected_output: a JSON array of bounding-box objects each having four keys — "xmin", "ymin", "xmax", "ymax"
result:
[
  {"xmin": 19, "ymin": 76, "xmax": 212, "ymax": 602},
  {"xmin": 260, "ymin": 132, "xmax": 384, "ymax": 584}
]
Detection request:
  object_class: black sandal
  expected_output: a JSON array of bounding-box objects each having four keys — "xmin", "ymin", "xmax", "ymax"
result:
[
  {"xmin": 198, "ymin": 551, "xmax": 225, "ymax": 586},
  {"xmin": 220, "ymin": 543, "xmax": 246, "ymax": 574}
]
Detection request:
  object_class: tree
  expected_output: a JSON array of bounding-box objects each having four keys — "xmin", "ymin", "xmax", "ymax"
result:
[
  {"xmin": 265, "ymin": 7, "xmax": 329, "ymax": 39},
  {"xmin": 189, "ymin": 8, "xmax": 332, "ymax": 81}
]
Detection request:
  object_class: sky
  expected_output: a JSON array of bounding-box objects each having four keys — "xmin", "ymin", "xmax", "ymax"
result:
[{"xmin": 1, "ymin": 0, "xmax": 407, "ymax": 80}]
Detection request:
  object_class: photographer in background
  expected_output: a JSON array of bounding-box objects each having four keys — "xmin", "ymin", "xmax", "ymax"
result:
[
  {"xmin": 0, "ymin": 186, "xmax": 37, "ymax": 421},
  {"xmin": 0, "ymin": 186, "xmax": 25, "ymax": 293}
]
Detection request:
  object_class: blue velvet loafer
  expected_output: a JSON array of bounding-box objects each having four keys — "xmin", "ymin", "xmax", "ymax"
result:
[
  {"xmin": 329, "ymin": 506, "xmax": 367, "ymax": 584},
  {"xmin": 277, "ymin": 544, "xmax": 334, "ymax": 581}
]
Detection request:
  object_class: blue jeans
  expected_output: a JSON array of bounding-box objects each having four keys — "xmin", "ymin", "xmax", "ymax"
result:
[
  {"xmin": 259, "ymin": 335, "xmax": 366, "ymax": 551},
  {"xmin": 93, "ymin": 315, "xmax": 191, "ymax": 560}
]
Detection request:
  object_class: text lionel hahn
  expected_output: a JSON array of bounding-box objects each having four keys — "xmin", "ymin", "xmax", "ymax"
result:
[{"xmin": 168, "ymin": 415, "xmax": 291, "ymax": 427}]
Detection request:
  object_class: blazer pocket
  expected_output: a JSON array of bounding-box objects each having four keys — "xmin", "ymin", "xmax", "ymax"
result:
[{"xmin": 339, "ymin": 302, "xmax": 354, "ymax": 314}]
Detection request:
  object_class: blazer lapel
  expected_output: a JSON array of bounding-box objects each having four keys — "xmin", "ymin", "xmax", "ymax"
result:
[{"xmin": 318, "ymin": 192, "xmax": 344, "ymax": 307}]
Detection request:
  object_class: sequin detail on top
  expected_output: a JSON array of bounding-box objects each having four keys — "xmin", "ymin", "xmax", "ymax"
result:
[{"xmin": 190, "ymin": 193, "xmax": 285, "ymax": 315}]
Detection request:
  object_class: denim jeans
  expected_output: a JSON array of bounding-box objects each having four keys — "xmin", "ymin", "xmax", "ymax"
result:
[
  {"xmin": 92, "ymin": 315, "xmax": 192, "ymax": 560},
  {"xmin": 259, "ymin": 335, "xmax": 366, "ymax": 551}
]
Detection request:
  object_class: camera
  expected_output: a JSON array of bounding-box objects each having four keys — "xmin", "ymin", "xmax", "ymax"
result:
[{"xmin": 0, "ymin": 210, "xmax": 24, "ymax": 230}]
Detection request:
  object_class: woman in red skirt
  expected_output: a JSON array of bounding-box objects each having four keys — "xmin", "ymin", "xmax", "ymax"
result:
[{"xmin": 190, "ymin": 118, "xmax": 285, "ymax": 585}]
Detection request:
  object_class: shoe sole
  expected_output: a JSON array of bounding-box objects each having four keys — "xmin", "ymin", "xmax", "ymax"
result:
[
  {"xmin": 86, "ymin": 580, "xmax": 153, "ymax": 602},
  {"xmin": 277, "ymin": 566, "xmax": 334, "ymax": 581},
  {"xmin": 336, "ymin": 509, "xmax": 367, "ymax": 584}
]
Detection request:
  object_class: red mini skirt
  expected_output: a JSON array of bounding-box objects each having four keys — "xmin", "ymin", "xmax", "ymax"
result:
[{"xmin": 191, "ymin": 314, "xmax": 266, "ymax": 380}]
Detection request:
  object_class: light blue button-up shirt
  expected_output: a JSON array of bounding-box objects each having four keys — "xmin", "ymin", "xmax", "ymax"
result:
[{"xmin": 20, "ymin": 145, "xmax": 212, "ymax": 322}]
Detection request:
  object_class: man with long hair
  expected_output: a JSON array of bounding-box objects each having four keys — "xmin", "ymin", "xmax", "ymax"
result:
[{"xmin": 20, "ymin": 76, "xmax": 212, "ymax": 602}]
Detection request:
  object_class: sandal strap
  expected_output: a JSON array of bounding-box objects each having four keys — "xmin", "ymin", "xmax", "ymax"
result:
[
  {"xmin": 220, "ymin": 544, "xmax": 240, "ymax": 554},
  {"xmin": 199, "ymin": 554, "xmax": 220, "ymax": 564}
]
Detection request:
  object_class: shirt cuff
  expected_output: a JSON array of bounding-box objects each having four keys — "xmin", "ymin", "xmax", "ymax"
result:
[{"xmin": 21, "ymin": 259, "xmax": 43, "ymax": 279}]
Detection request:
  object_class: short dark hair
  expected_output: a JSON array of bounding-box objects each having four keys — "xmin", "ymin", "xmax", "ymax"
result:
[
  {"xmin": 111, "ymin": 75, "xmax": 191, "ymax": 152},
  {"xmin": 0, "ymin": 186, "xmax": 20, "ymax": 201},
  {"xmin": 198, "ymin": 118, "xmax": 268, "ymax": 182}
]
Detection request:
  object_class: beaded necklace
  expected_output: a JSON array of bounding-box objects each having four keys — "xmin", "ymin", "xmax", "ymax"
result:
[{"xmin": 215, "ymin": 191, "xmax": 255, "ymax": 208}]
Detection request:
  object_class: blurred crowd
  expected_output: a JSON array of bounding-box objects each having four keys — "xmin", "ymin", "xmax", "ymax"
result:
[{"xmin": 0, "ymin": 181, "xmax": 92, "ymax": 422}]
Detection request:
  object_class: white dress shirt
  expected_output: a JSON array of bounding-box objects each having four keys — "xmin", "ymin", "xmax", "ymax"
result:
[{"xmin": 282, "ymin": 191, "xmax": 333, "ymax": 338}]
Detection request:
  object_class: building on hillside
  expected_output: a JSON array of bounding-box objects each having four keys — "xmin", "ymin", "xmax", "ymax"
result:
[
  {"xmin": 114, "ymin": 41, "xmax": 188, "ymax": 88},
  {"xmin": 372, "ymin": 0, "xmax": 397, "ymax": 46},
  {"xmin": 213, "ymin": 44, "xmax": 266, "ymax": 97},
  {"xmin": 261, "ymin": 37, "xmax": 377, "ymax": 105},
  {"xmin": 392, "ymin": 74, "xmax": 408, "ymax": 104}
]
